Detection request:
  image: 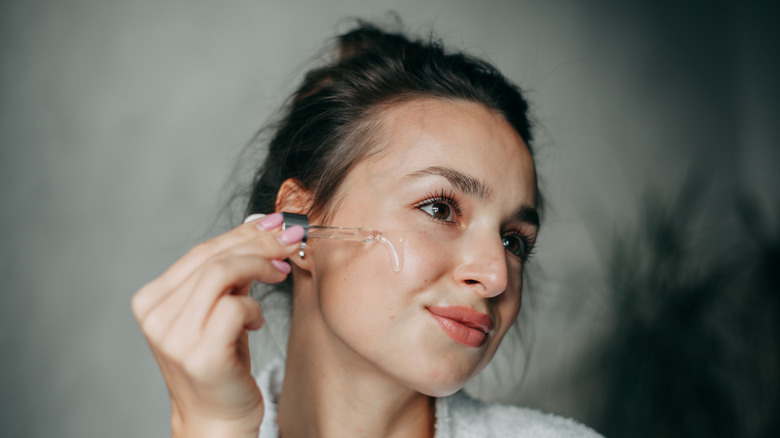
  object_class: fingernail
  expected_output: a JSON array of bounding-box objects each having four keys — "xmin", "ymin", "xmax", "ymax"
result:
[
  {"xmin": 277, "ymin": 225, "xmax": 305, "ymax": 245},
  {"xmin": 258, "ymin": 212, "xmax": 283, "ymax": 230},
  {"xmin": 270, "ymin": 259, "xmax": 291, "ymax": 274},
  {"xmin": 244, "ymin": 213, "xmax": 266, "ymax": 224}
]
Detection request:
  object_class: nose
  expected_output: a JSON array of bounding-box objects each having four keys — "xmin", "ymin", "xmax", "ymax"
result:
[{"xmin": 452, "ymin": 233, "xmax": 508, "ymax": 298}]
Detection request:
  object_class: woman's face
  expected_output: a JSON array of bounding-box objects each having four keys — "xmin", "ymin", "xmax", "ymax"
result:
[{"xmin": 303, "ymin": 98, "xmax": 538, "ymax": 396}]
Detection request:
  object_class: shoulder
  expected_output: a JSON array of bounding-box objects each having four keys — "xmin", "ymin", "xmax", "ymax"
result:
[{"xmin": 436, "ymin": 391, "xmax": 603, "ymax": 438}]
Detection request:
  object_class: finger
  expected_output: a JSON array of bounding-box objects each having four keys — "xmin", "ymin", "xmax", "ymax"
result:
[
  {"xmin": 174, "ymin": 253, "xmax": 290, "ymax": 337},
  {"xmin": 135, "ymin": 227, "xmax": 301, "ymax": 345},
  {"xmin": 170, "ymin": 226, "xmax": 301, "ymax": 327},
  {"xmin": 177, "ymin": 295, "xmax": 263, "ymax": 382},
  {"xmin": 132, "ymin": 214, "xmax": 289, "ymax": 319},
  {"xmin": 234, "ymin": 281, "xmax": 253, "ymax": 298},
  {"xmin": 159, "ymin": 213, "xmax": 285, "ymax": 293},
  {"xmin": 204, "ymin": 295, "xmax": 264, "ymax": 350}
]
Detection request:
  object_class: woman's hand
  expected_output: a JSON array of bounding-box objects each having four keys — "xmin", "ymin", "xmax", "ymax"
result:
[{"xmin": 132, "ymin": 213, "xmax": 303, "ymax": 437}]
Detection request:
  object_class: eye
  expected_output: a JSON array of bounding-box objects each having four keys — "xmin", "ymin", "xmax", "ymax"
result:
[
  {"xmin": 419, "ymin": 202, "xmax": 456, "ymax": 222},
  {"xmin": 415, "ymin": 189, "xmax": 462, "ymax": 224},
  {"xmin": 502, "ymin": 232, "xmax": 534, "ymax": 261}
]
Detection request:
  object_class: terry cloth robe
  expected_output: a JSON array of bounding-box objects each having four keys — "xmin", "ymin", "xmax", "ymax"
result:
[{"xmin": 256, "ymin": 358, "xmax": 603, "ymax": 438}]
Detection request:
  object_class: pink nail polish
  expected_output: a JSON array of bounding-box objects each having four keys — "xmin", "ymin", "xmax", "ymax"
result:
[
  {"xmin": 258, "ymin": 212, "xmax": 283, "ymax": 230},
  {"xmin": 270, "ymin": 259, "xmax": 291, "ymax": 274},
  {"xmin": 278, "ymin": 225, "xmax": 305, "ymax": 245}
]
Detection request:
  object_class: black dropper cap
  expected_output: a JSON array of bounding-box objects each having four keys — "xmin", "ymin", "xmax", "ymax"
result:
[{"xmin": 280, "ymin": 212, "xmax": 309, "ymax": 243}]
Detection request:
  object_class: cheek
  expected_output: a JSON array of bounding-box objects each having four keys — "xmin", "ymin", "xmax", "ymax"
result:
[
  {"xmin": 489, "ymin": 275, "xmax": 523, "ymax": 359},
  {"xmin": 501, "ymin": 266, "xmax": 524, "ymax": 323},
  {"xmin": 497, "ymin": 290, "xmax": 522, "ymax": 331},
  {"xmin": 317, "ymin": 227, "xmax": 453, "ymax": 295},
  {"xmin": 400, "ymin": 229, "xmax": 452, "ymax": 281},
  {"xmin": 311, "ymin": 239, "xmax": 390, "ymax": 297},
  {"xmin": 309, "ymin": 229, "xmax": 452, "ymax": 331},
  {"xmin": 310, "ymin": 242, "xmax": 392, "ymax": 346},
  {"xmin": 309, "ymin": 235, "xmax": 420, "ymax": 322}
]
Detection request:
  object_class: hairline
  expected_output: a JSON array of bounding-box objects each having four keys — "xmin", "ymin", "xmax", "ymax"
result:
[{"xmin": 315, "ymin": 96, "xmax": 535, "ymax": 225}]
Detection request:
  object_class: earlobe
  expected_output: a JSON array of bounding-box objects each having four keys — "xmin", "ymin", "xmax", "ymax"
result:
[{"xmin": 289, "ymin": 243, "xmax": 314, "ymax": 272}]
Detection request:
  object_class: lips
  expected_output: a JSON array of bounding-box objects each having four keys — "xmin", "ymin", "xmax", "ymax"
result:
[{"xmin": 427, "ymin": 306, "xmax": 494, "ymax": 348}]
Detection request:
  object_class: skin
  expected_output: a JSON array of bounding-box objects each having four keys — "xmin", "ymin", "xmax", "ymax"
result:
[
  {"xmin": 281, "ymin": 99, "xmax": 538, "ymax": 437},
  {"xmin": 132, "ymin": 98, "xmax": 538, "ymax": 438},
  {"xmin": 132, "ymin": 214, "xmax": 305, "ymax": 437}
]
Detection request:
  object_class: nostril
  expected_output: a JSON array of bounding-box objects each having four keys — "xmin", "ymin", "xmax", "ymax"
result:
[{"xmin": 465, "ymin": 279, "xmax": 479, "ymax": 285}]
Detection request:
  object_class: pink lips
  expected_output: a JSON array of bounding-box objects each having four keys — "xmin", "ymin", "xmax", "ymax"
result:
[{"xmin": 427, "ymin": 306, "xmax": 493, "ymax": 348}]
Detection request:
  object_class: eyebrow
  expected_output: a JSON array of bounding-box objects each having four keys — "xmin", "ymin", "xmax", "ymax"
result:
[
  {"xmin": 405, "ymin": 166, "xmax": 493, "ymax": 202},
  {"xmin": 405, "ymin": 165, "xmax": 539, "ymax": 228},
  {"xmin": 514, "ymin": 205, "xmax": 540, "ymax": 228}
]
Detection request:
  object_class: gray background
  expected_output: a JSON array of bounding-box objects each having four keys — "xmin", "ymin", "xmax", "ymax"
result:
[{"xmin": 1, "ymin": 0, "xmax": 777, "ymax": 436}]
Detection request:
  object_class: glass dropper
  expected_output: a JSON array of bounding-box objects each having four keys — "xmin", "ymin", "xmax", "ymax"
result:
[
  {"xmin": 281, "ymin": 212, "xmax": 381, "ymax": 243},
  {"xmin": 280, "ymin": 212, "xmax": 403, "ymax": 272}
]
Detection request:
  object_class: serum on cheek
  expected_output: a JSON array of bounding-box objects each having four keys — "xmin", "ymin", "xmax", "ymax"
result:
[{"xmin": 280, "ymin": 212, "xmax": 405, "ymax": 272}]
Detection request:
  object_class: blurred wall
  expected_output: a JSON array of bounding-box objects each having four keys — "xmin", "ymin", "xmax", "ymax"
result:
[{"xmin": 1, "ymin": 0, "xmax": 777, "ymax": 436}]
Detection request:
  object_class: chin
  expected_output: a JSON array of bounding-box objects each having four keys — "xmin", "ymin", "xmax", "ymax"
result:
[
  {"xmin": 409, "ymin": 373, "xmax": 474, "ymax": 398},
  {"xmin": 400, "ymin": 356, "xmax": 490, "ymax": 398},
  {"xmin": 418, "ymin": 383, "xmax": 467, "ymax": 398}
]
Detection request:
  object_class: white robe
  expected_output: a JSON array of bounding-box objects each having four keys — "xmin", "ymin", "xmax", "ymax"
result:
[{"xmin": 255, "ymin": 357, "xmax": 603, "ymax": 438}]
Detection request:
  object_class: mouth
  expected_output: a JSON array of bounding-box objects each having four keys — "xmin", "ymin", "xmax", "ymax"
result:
[{"xmin": 427, "ymin": 306, "xmax": 493, "ymax": 348}]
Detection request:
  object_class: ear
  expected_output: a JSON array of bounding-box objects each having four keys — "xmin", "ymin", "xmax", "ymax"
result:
[
  {"xmin": 275, "ymin": 179, "xmax": 314, "ymax": 271},
  {"xmin": 275, "ymin": 178, "xmax": 313, "ymax": 214}
]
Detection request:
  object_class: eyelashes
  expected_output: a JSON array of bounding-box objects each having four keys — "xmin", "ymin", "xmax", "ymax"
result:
[
  {"xmin": 413, "ymin": 189, "xmax": 537, "ymax": 263},
  {"xmin": 414, "ymin": 189, "xmax": 463, "ymax": 224}
]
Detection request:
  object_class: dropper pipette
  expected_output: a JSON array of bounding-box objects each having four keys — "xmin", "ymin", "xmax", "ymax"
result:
[
  {"xmin": 280, "ymin": 212, "xmax": 381, "ymax": 243},
  {"xmin": 280, "ymin": 212, "xmax": 403, "ymax": 272}
]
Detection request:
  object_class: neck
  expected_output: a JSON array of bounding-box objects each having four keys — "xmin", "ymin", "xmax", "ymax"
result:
[{"xmin": 276, "ymin": 278, "xmax": 435, "ymax": 438}]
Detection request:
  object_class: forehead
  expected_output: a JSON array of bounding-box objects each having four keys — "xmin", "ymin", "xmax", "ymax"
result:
[{"xmin": 359, "ymin": 98, "xmax": 537, "ymax": 205}]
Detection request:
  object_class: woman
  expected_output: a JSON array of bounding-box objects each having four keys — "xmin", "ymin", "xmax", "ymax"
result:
[{"xmin": 132, "ymin": 23, "xmax": 602, "ymax": 437}]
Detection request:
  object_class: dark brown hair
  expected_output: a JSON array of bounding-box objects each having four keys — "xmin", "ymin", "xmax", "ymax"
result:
[{"xmin": 245, "ymin": 22, "xmax": 534, "ymax": 221}]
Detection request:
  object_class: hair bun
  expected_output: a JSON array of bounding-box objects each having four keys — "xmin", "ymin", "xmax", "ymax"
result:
[
  {"xmin": 336, "ymin": 22, "xmax": 409, "ymax": 63},
  {"xmin": 247, "ymin": 19, "xmax": 533, "ymax": 223}
]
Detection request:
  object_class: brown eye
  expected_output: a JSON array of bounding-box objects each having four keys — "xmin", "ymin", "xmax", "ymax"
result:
[
  {"xmin": 502, "ymin": 234, "xmax": 525, "ymax": 259},
  {"xmin": 430, "ymin": 203, "xmax": 451, "ymax": 220},
  {"xmin": 420, "ymin": 202, "xmax": 456, "ymax": 222}
]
